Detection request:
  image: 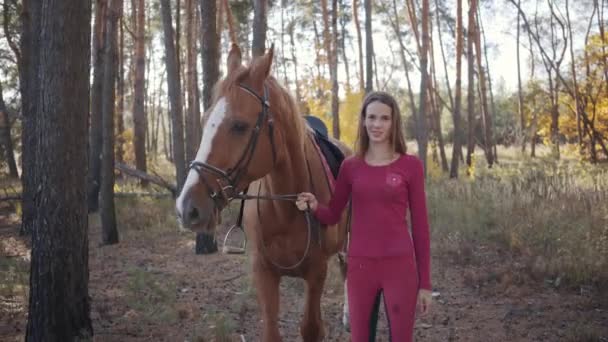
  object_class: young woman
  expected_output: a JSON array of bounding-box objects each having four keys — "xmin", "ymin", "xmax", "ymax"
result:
[{"xmin": 296, "ymin": 91, "xmax": 432, "ymax": 341}]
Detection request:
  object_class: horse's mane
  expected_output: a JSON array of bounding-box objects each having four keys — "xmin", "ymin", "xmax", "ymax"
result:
[{"xmin": 210, "ymin": 61, "xmax": 307, "ymax": 155}]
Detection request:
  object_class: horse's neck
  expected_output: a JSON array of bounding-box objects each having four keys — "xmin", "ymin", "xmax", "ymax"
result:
[{"xmin": 262, "ymin": 132, "xmax": 312, "ymax": 221}]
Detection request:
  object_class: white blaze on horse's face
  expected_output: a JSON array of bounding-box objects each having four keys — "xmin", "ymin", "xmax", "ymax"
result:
[{"xmin": 175, "ymin": 97, "xmax": 228, "ymax": 227}]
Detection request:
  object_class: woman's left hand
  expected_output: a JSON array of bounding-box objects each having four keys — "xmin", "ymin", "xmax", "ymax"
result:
[{"xmin": 417, "ymin": 289, "xmax": 432, "ymax": 316}]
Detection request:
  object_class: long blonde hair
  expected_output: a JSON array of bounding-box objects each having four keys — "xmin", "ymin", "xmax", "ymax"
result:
[{"xmin": 355, "ymin": 91, "xmax": 407, "ymax": 157}]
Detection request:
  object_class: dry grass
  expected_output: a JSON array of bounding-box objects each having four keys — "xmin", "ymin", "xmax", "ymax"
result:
[{"xmin": 429, "ymin": 151, "xmax": 608, "ymax": 288}]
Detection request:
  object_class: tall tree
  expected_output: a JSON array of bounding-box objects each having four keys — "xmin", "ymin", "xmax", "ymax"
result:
[
  {"xmin": 417, "ymin": 0, "xmax": 430, "ymax": 171},
  {"xmin": 0, "ymin": 81, "xmax": 19, "ymax": 178},
  {"xmin": 473, "ymin": 3, "xmax": 494, "ymax": 167},
  {"xmin": 516, "ymin": 0, "xmax": 526, "ymax": 152},
  {"xmin": 185, "ymin": 0, "xmax": 201, "ymax": 162},
  {"xmin": 100, "ymin": 0, "xmax": 120, "ymax": 245},
  {"xmin": 364, "ymin": 0, "xmax": 373, "ymax": 94},
  {"xmin": 466, "ymin": 0, "xmax": 476, "ymax": 171},
  {"xmin": 252, "ymin": 0, "xmax": 267, "ymax": 57},
  {"xmin": 389, "ymin": 0, "xmax": 418, "ymax": 142},
  {"xmin": 87, "ymin": 0, "xmax": 107, "ymax": 212},
  {"xmin": 116, "ymin": 4, "xmax": 125, "ymax": 164},
  {"xmin": 19, "ymin": 0, "xmax": 40, "ymax": 236},
  {"xmin": 331, "ymin": 0, "xmax": 340, "ymax": 138},
  {"xmin": 322, "ymin": 0, "xmax": 340, "ymax": 138},
  {"xmin": 160, "ymin": 0, "xmax": 186, "ymax": 190},
  {"xmin": 353, "ymin": 0, "xmax": 364, "ymax": 92},
  {"xmin": 197, "ymin": 0, "xmax": 220, "ymax": 255},
  {"xmin": 565, "ymin": 0, "xmax": 583, "ymax": 152},
  {"xmin": 133, "ymin": 0, "xmax": 147, "ymax": 183},
  {"xmin": 25, "ymin": 0, "xmax": 93, "ymax": 339},
  {"xmin": 450, "ymin": 0, "xmax": 464, "ymax": 178}
]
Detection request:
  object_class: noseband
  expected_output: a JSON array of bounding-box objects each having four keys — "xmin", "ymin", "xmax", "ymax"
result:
[{"xmin": 189, "ymin": 83, "xmax": 278, "ymax": 210}]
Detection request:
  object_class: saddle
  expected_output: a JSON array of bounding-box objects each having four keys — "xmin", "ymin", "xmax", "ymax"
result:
[{"xmin": 304, "ymin": 115, "xmax": 345, "ymax": 179}]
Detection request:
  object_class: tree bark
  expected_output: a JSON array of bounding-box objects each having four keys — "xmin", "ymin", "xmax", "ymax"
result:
[
  {"xmin": 116, "ymin": 6, "xmax": 125, "ymax": 165},
  {"xmin": 417, "ymin": 0, "xmax": 430, "ymax": 172},
  {"xmin": 364, "ymin": 0, "xmax": 373, "ymax": 94},
  {"xmin": 186, "ymin": 0, "xmax": 201, "ymax": 162},
  {"xmin": 429, "ymin": 21, "xmax": 449, "ymax": 172},
  {"xmin": 19, "ymin": 0, "xmax": 40, "ymax": 236},
  {"xmin": 565, "ymin": 0, "xmax": 583, "ymax": 152},
  {"xmin": 100, "ymin": 0, "xmax": 120, "ymax": 246},
  {"xmin": 466, "ymin": 0, "xmax": 476, "ymax": 171},
  {"xmin": 450, "ymin": 0, "xmax": 464, "ymax": 178},
  {"xmin": 331, "ymin": 0, "xmax": 339, "ymax": 138},
  {"xmin": 25, "ymin": 0, "xmax": 93, "ymax": 339},
  {"xmin": 472, "ymin": 2, "xmax": 494, "ymax": 167},
  {"xmin": 133, "ymin": 0, "xmax": 147, "ymax": 184},
  {"xmin": 252, "ymin": 0, "xmax": 267, "ymax": 57},
  {"xmin": 0, "ymin": 81, "xmax": 19, "ymax": 178},
  {"xmin": 353, "ymin": 0, "xmax": 364, "ymax": 92},
  {"xmin": 87, "ymin": 0, "xmax": 107, "ymax": 213},
  {"xmin": 201, "ymin": 0, "xmax": 220, "ymax": 111},
  {"xmin": 161, "ymin": 0, "xmax": 186, "ymax": 190},
  {"xmin": 198, "ymin": 0, "xmax": 220, "ymax": 255},
  {"xmin": 390, "ymin": 0, "xmax": 418, "ymax": 140},
  {"xmin": 516, "ymin": 0, "xmax": 526, "ymax": 153}
]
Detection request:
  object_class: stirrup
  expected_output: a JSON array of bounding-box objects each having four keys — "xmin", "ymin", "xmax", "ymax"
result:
[{"xmin": 222, "ymin": 224, "xmax": 247, "ymax": 254}]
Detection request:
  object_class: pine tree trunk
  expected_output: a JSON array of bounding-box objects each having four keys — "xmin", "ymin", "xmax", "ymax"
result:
[
  {"xmin": 186, "ymin": 0, "xmax": 201, "ymax": 162},
  {"xmin": 100, "ymin": 0, "xmax": 120, "ymax": 245},
  {"xmin": 116, "ymin": 8, "xmax": 125, "ymax": 165},
  {"xmin": 0, "ymin": 81, "xmax": 19, "ymax": 178},
  {"xmin": 516, "ymin": 0, "xmax": 526, "ymax": 153},
  {"xmin": 331, "ymin": 0, "xmax": 339, "ymax": 138},
  {"xmin": 201, "ymin": 0, "xmax": 220, "ymax": 110},
  {"xmin": 339, "ymin": 0, "xmax": 351, "ymax": 91},
  {"xmin": 417, "ymin": 0, "xmax": 430, "ymax": 172},
  {"xmin": 198, "ymin": 0, "xmax": 220, "ymax": 255},
  {"xmin": 450, "ymin": 0, "xmax": 464, "ymax": 178},
  {"xmin": 429, "ymin": 25, "xmax": 448, "ymax": 172},
  {"xmin": 472, "ymin": 2, "xmax": 493, "ymax": 167},
  {"xmin": 353, "ymin": 0, "xmax": 364, "ymax": 92},
  {"xmin": 288, "ymin": 14, "xmax": 302, "ymax": 105},
  {"xmin": 133, "ymin": 0, "xmax": 147, "ymax": 185},
  {"xmin": 391, "ymin": 0, "xmax": 418, "ymax": 137},
  {"xmin": 465, "ymin": 0, "xmax": 476, "ymax": 171},
  {"xmin": 88, "ymin": 0, "xmax": 107, "ymax": 213},
  {"xmin": 364, "ymin": 0, "xmax": 373, "ymax": 94},
  {"xmin": 25, "ymin": 0, "xmax": 93, "ymax": 339},
  {"xmin": 565, "ymin": 0, "xmax": 583, "ymax": 153},
  {"xmin": 18, "ymin": 0, "xmax": 40, "ymax": 236},
  {"xmin": 161, "ymin": 0, "xmax": 186, "ymax": 190},
  {"xmin": 478, "ymin": 8, "xmax": 498, "ymax": 164},
  {"xmin": 252, "ymin": 0, "xmax": 267, "ymax": 58}
]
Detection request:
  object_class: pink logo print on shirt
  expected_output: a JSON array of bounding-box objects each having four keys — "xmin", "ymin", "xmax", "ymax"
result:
[{"xmin": 386, "ymin": 172, "xmax": 403, "ymax": 187}]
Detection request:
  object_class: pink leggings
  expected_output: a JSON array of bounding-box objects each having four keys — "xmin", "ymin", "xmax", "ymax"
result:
[{"xmin": 347, "ymin": 255, "xmax": 419, "ymax": 342}]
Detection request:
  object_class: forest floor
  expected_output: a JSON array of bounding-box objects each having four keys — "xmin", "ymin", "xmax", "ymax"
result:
[{"xmin": 1, "ymin": 196, "xmax": 607, "ymax": 342}]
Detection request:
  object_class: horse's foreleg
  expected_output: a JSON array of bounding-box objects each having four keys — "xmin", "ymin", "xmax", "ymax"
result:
[
  {"xmin": 253, "ymin": 263, "xmax": 281, "ymax": 342},
  {"xmin": 301, "ymin": 264, "xmax": 327, "ymax": 342}
]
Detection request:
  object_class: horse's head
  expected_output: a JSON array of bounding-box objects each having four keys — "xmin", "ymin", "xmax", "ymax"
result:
[{"xmin": 176, "ymin": 44, "xmax": 284, "ymax": 232}]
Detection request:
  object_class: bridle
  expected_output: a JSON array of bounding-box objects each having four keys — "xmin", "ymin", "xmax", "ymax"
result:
[
  {"xmin": 189, "ymin": 83, "xmax": 278, "ymax": 210},
  {"xmin": 188, "ymin": 83, "xmax": 316, "ymax": 270}
]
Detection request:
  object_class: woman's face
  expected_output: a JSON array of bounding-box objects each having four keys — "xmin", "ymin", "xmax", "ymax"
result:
[{"xmin": 364, "ymin": 101, "xmax": 393, "ymax": 144}]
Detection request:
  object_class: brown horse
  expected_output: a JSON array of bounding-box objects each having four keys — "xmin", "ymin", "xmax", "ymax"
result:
[{"xmin": 175, "ymin": 44, "xmax": 351, "ymax": 341}]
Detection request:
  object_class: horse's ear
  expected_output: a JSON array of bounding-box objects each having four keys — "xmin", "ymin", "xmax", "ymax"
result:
[
  {"xmin": 227, "ymin": 43, "xmax": 242, "ymax": 75},
  {"xmin": 250, "ymin": 43, "xmax": 275, "ymax": 85}
]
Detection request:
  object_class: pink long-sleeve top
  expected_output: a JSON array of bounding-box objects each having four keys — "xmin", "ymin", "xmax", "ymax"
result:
[{"xmin": 314, "ymin": 154, "xmax": 432, "ymax": 290}]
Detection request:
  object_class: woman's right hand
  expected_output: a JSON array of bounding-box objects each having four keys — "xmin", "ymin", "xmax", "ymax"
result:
[{"xmin": 295, "ymin": 192, "xmax": 318, "ymax": 212}]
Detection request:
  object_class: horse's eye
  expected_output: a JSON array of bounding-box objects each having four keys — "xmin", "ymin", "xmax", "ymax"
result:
[{"xmin": 230, "ymin": 121, "xmax": 249, "ymax": 134}]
